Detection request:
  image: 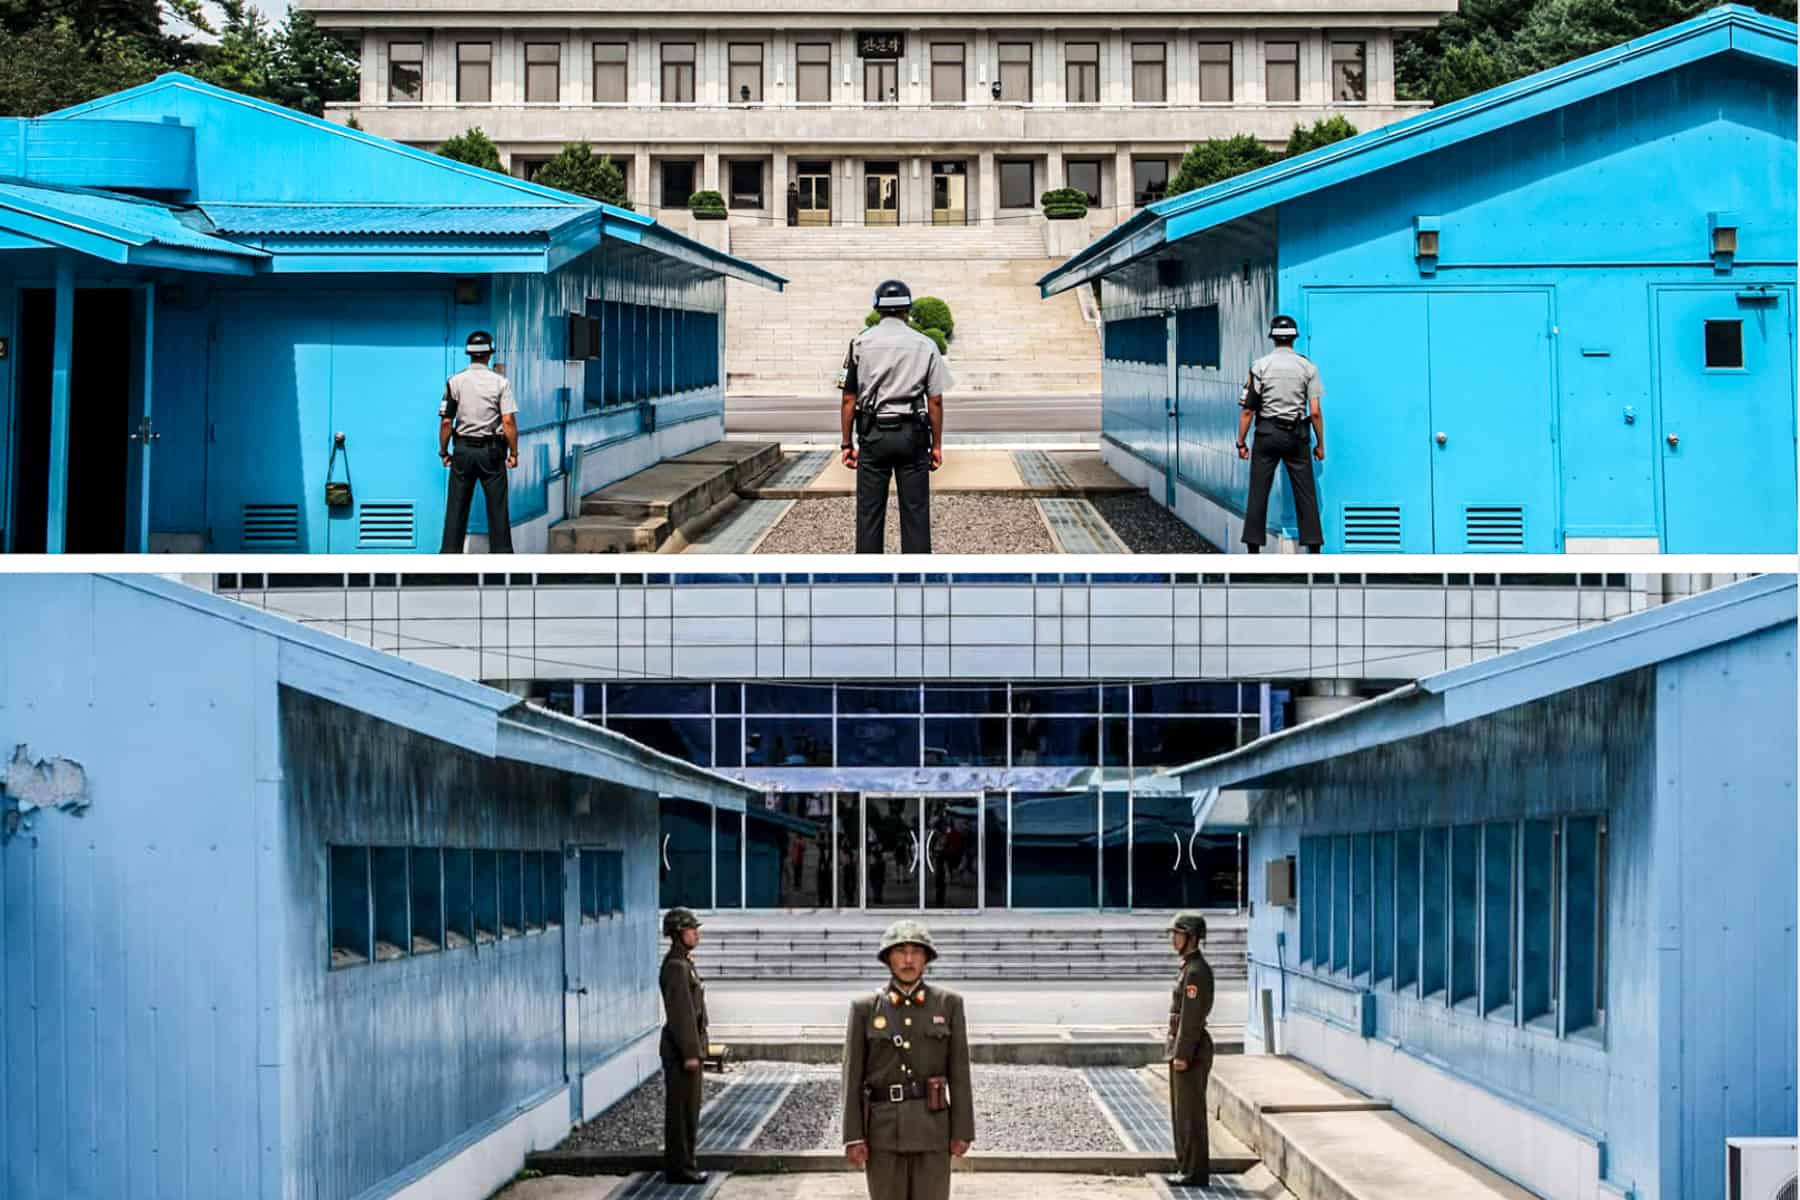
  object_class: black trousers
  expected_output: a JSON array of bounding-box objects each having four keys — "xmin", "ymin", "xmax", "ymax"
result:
[
  {"xmin": 440, "ymin": 439, "xmax": 513, "ymax": 553},
  {"xmin": 662, "ymin": 1049, "xmax": 702, "ymax": 1175},
  {"xmin": 1169, "ymin": 1035, "xmax": 1215, "ymax": 1183},
  {"xmin": 856, "ymin": 423, "xmax": 931, "ymax": 554},
  {"xmin": 1242, "ymin": 420, "xmax": 1322, "ymax": 549}
]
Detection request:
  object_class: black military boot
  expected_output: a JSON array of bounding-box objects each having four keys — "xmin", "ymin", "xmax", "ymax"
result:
[
  {"xmin": 664, "ymin": 1169, "xmax": 710, "ymax": 1185},
  {"xmin": 1164, "ymin": 1173, "xmax": 1210, "ymax": 1189}
]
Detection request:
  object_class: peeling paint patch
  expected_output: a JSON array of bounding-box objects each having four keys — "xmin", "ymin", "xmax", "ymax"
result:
[{"xmin": 1, "ymin": 743, "xmax": 89, "ymax": 840}]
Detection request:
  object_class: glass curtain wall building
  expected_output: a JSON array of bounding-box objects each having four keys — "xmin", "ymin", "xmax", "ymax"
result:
[{"xmin": 553, "ymin": 677, "xmax": 1272, "ymax": 913}]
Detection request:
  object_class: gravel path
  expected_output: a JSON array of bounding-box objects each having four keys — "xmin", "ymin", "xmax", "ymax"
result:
[
  {"xmin": 751, "ymin": 1065, "xmax": 1125, "ymax": 1154},
  {"xmin": 557, "ymin": 1068, "xmax": 734, "ymax": 1153},
  {"xmin": 755, "ymin": 495, "xmax": 1055, "ymax": 555},
  {"xmin": 1089, "ymin": 494, "xmax": 1219, "ymax": 554}
]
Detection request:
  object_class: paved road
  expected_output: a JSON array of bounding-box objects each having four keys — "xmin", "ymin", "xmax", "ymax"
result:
[{"xmin": 727, "ymin": 393, "xmax": 1101, "ymax": 436}]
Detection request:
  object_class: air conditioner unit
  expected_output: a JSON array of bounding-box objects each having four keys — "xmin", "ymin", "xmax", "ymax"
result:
[
  {"xmin": 1728, "ymin": 1137, "xmax": 1798, "ymax": 1200},
  {"xmin": 1266, "ymin": 855, "xmax": 1296, "ymax": 907}
]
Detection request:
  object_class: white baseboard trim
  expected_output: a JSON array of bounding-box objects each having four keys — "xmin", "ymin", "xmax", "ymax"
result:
[
  {"xmin": 386, "ymin": 1086, "xmax": 572, "ymax": 1200},
  {"xmin": 583, "ymin": 1028, "xmax": 664, "ymax": 1122}
]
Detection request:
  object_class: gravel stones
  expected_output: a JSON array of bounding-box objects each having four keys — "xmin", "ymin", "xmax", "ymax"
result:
[
  {"xmin": 750, "ymin": 1076, "xmax": 841, "ymax": 1152},
  {"xmin": 1087, "ymin": 494, "xmax": 1219, "ymax": 554},
  {"xmin": 558, "ymin": 1067, "xmax": 733, "ymax": 1154},
  {"xmin": 755, "ymin": 495, "xmax": 1056, "ymax": 554}
]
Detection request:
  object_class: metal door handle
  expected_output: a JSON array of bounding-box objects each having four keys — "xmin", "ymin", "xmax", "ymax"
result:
[
  {"xmin": 1666, "ymin": 434, "xmax": 1679, "ymax": 449},
  {"xmin": 1170, "ymin": 831, "xmax": 1182, "ymax": 873},
  {"xmin": 1188, "ymin": 831, "xmax": 1202, "ymax": 872},
  {"xmin": 661, "ymin": 835, "xmax": 671, "ymax": 872},
  {"xmin": 908, "ymin": 832, "xmax": 921, "ymax": 874},
  {"xmin": 1434, "ymin": 432, "xmax": 1447, "ymax": 446},
  {"xmin": 925, "ymin": 831, "xmax": 938, "ymax": 873},
  {"xmin": 574, "ymin": 987, "xmax": 589, "ymax": 995}
]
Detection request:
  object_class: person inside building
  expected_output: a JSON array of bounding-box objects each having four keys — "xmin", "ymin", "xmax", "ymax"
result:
[
  {"xmin": 1164, "ymin": 911, "xmax": 1215, "ymax": 1189},
  {"xmin": 840, "ymin": 280, "xmax": 952, "ymax": 554},
  {"xmin": 842, "ymin": 920, "xmax": 974, "ymax": 1200},
  {"xmin": 660, "ymin": 907, "xmax": 709, "ymax": 1186},
  {"xmin": 438, "ymin": 329, "xmax": 519, "ymax": 553},
  {"xmin": 1237, "ymin": 314, "xmax": 1325, "ymax": 553}
]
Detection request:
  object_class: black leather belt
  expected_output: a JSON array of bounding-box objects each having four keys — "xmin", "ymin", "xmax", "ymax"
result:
[
  {"xmin": 456, "ymin": 434, "xmax": 507, "ymax": 446},
  {"xmin": 1258, "ymin": 415, "xmax": 1307, "ymax": 431},
  {"xmin": 864, "ymin": 1081, "xmax": 928, "ymax": 1103}
]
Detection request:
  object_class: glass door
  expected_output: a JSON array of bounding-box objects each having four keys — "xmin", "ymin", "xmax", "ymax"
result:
[
  {"xmin": 864, "ymin": 794, "xmax": 920, "ymax": 907},
  {"xmin": 931, "ymin": 162, "xmax": 967, "ymax": 226},
  {"xmin": 795, "ymin": 161, "xmax": 832, "ymax": 227},
  {"xmin": 865, "ymin": 162, "xmax": 900, "ymax": 226},
  {"xmin": 1130, "ymin": 792, "xmax": 1206, "ymax": 910},
  {"xmin": 923, "ymin": 795, "xmax": 980, "ymax": 909}
]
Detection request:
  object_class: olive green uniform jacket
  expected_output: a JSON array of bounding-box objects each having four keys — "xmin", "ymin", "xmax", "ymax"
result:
[
  {"xmin": 660, "ymin": 947, "xmax": 708, "ymax": 1174},
  {"xmin": 1166, "ymin": 949, "xmax": 1215, "ymax": 1181},
  {"xmin": 841, "ymin": 980, "xmax": 976, "ymax": 1153}
]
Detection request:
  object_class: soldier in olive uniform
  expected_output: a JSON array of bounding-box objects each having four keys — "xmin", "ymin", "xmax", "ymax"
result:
[
  {"xmin": 1165, "ymin": 911, "xmax": 1216, "ymax": 1188},
  {"xmin": 842, "ymin": 919, "xmax": 975, "ymax": 1200},
  {"xmin": 660, "ymin": 907, "xmax": 709, "ymax": 1185}
]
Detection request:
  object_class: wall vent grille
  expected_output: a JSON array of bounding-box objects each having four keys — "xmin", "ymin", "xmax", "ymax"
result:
[
  {"xmin": 358, "ymin": 502, "xmax": 416, "ymax": 550},
  {"xmin": 1342, "ymin": 504, "xmax": 1402, "ymax": 549},
  {"xmin": 1465, "ymin": 505, "xmax": 1526, "ymax": 550},
  {"xmin": 242, "ymin": 504, "xmax": 300, "ymax": 550}
]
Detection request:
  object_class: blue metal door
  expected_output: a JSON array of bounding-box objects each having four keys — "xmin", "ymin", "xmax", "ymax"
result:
[
  {"xmin": 1656, "ymin": 287, "xmax": 1796, "ymax": 553},
  {"xmin": 1303, "ymin": 290, "xmax": 1435, "ymax": 552},
  {"xmin": 1163, "ymin": 311, "xmax": 1179, "ymax": 508},
  {"xmin": 562, "ymin": 845, "xmax": 583, "ymax": 1122},
  {"xmin": 1426, "ymin": 291, "xmax": 1558, "ymax": 552}
]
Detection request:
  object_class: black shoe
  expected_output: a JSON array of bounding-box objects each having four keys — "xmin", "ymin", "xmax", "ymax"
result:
[
  {"xmin": 1244, "ymin": 544, "xmax": 1262, "ymax": 554},
  {"xmin": 1164, "ymin": 1174, "xmax": 1210, "ymax": 1189},
  {"xmin": 664, "ymin": 1170, "xmax": 710, "ymax": 1185}
]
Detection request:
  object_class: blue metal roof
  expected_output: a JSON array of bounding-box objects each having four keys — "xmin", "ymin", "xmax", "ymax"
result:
[
  {"xmin": 1039, "ymin": 5, "xmax": 1798, "ymax": 296},
  {"xmin": 1170, "ymin": 575, "xmax": 1797, "ymax": 795},
  {"xmin": 198, "ymin": 202, "xmax": 587, "ymax": 236},
  {"xmin": 0, "ymin": 178, "xmax": 265, "ymax": 267}
]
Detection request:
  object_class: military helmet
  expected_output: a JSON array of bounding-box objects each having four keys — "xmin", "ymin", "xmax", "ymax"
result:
[
  {"xmin": 873, "ymin": 279, "xmax": 914, "ymax": 312},
  {"xmin": 1166, "ymin": 911, "xmax": 1208, "ymax": 941},
  {"xmin": 1268, "ymin": 314, "xmax": 1299, "ymax": 339},
  {"xmin": 662, "ymin": 907, "xmax": 703, "ymax": 938},
  {"xmin": 877, "ymin": 918, "xmax": 938, "ymax": 962},
  {"xmin": 464, "ymin": 329, "xmax": 496, "ymax": 355}
]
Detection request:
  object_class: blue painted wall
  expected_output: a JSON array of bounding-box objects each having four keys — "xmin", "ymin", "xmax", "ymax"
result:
[{"xmin": 1243, "ymin": 619, "xmax": 1798, "ymax": 1199}]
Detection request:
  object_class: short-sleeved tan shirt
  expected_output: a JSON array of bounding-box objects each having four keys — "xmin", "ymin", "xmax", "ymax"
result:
[
  {"xmin": 841, "ymin": 318, "xmax": 954, "ymax": 420},
  {"xmin": 440, "ymin": 362, "xmax": 517, "ymax": 438},
  {"xmin": 1240, "ymin": 346, "xmax": 1322, "ymax": 423}
]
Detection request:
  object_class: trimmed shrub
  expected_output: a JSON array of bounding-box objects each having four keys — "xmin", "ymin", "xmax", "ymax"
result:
[
  {"xmin": 688, "ymin": 190, "xmax": 727, "ymax": 218},
  {"xmin": 1040, "ymin": 187, "xmax": 1089, "ymax": 220},
  {"xmin": 918, "ymin": 327, "xmax": 949, "ymax": 355},
  {"xmin": 909, "ymin": 297, "xmax": 954, "ymax": 341},
  {"xmin": 436, "ymin": 127, "xmax": 504, "ymax": 173},
  {"xmin": 864, "ymin": 310, "xmax": 883, "ymax": 328}
]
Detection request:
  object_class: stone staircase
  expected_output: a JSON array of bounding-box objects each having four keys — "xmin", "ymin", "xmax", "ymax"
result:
[
  {"xmin": 701, "ymin": 918, "xmax": 1249, "ymax": 982},
  {"xmin": 725, "ymin": 222, "xmax": 1104, "ymax": 397}
]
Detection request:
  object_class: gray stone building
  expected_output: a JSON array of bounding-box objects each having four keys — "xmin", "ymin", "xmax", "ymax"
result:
[{"xmin": 306, "ymin": 0, "xmax": 1450, "ymax": 229}]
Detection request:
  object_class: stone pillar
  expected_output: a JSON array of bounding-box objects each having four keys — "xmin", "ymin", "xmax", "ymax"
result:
[
  {"xmin": 703, "ymin": 148, "xmax": 721, "ymax": 193},
  {"xmin": 1114, "ymin": 146, "xmax": 1133, "ymax": 222},
  {"xmin": 1042, "ymin": 29, "xmax": 1060, "ymax": 105},
  {"xmin": 1305, "ymin": 33, "xmax": 1328, "ymax": 105},
  {"xmin": 846, "ymin": 157, "xmax": 863, "ymax": 226},
  {"xmin": 361, "ymin": 36, "xmax": 381, "ymax": 106},
  {"xmin": 772, "ymin": 150, "xmax": 790, "ymax": 223},
  {"xmin": 1046, "ymin": 145, "xmax": 1064, "ymax": 192},
  {"xmin": 634, "ymin": 149, "xmax": 653, "ymax": 210},
  {"xmin": 977, "ymin": 148, "xmax": 998, "ymax": 225},
  {"xmin": 637, "ymin": 33, "xmax": 654, "ymax": 106}
]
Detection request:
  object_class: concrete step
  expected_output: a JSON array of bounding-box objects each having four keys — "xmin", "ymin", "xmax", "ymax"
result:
[{"xmin": 547, "ymin": 438, "xmax": 780, "ymax": 553}]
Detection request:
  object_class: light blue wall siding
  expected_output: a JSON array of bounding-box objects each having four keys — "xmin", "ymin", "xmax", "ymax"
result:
[
  {"xmin": 0, "ymin": 575, "xmax": 272, "ymax": 1200},
  {"xmin": 1653, "ymin": 620, "xmax": 1799, "ymax": 1199},
  {"xmin": 276, "ymin": 689, "xmax": 660, "ymax": 1200}
]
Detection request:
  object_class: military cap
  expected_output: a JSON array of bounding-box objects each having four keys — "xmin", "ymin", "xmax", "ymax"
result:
[
  {"xmin": 1268, "ymin": 314, "xmax": 1300, "ymax": 338},
  {"xmin": 464, "ymin": 329, "xmax": 496, "ymax": 355},
  {"xmin": 877, "ymin": 917, "xmax": 938, "ymax": 962},
  {"xmin": 1166, "ymin": 911, "xmax": 1208, "ymax": 940},
  {"xmin": 662, "ymin": 907, "xmax": 703, "ymax": 937},
  {"xmin": 873, "ymin": 279, "xmax": 914, "ymax": 311}
]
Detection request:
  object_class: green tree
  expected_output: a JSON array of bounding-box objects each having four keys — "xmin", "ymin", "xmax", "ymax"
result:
[
  {"xmin": 192, "ymin": 0, "xmax": 269, "ymax": 98},
  {"xmin": 1167, "ymin": 134, "xmax": 1279, "ymax": 199},
  {"xmin": 532, "ymin": 142, "xmax": 632, "ymax": 207},
  {"xmin": 265, "ymin": 10, "xmax": 358, "ymax": 117},
  {"xmin": 0, "ymin": 20, "xmax": 160, "ymax": 115},
  {"xmin": 1286, "ymin": 114, "xmax": 1359, "ymax": 156},
  {"xmin": 436, "ymin": 126, "xmax": 504, "ymax": 172}
]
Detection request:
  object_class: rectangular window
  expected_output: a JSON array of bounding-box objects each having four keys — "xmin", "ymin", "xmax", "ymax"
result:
[
  {"xmin": 661, "ymin": 43, "xmax": 696, "ymax": 103},
  {"xmin": 593, "ymin": 42, "xmax": 628, "ymax": 102},
  {"xmin": 526, "ymin": 43, "xmax": 561, "ymax": 103},
  {"xmin": 1133, "ymin": 158, "xmax": 1169, "ymax": 207},
  {"xmin": 1482, "ymin": 823, "xmax": 1515, "ymax": 1016},
  {"xmin": 1298, "ymin": 837, "xmax": 1316, "ymax": 965},
  {"xmin": 865, "ymin": 59, "xmax": 899, "ymax": 102},
  {"xmin": 1350, "ymin": 833, "xmax": 1372, "ymax": 978},
  {"xmin": 1134, "ymin": 717, "xmax": 1236, "ymax": 768},
  {"xmin": 1132, "ymin": 42, "xmax": 1166, "ymax": 102},
  {"xmin": 1266, "ymin": 41, "xmax": 1299, "ymax": 103},
  {"xmin": 1330, "ymin": 835, "xmax": 1350, "ymax": 973},
  {"xmin": 1066, "ymin": 159, "xmax": 1101, "ymax": 206},
  {"xmin": 999, "ymin": 159, "xmax": 1035, "ymax": 210},
  {"xmin": 796, "ymin": 42, "xmax": 832, "ymax": 102},
  {"xmin": 745, "ymin": 716, "xmax": 833, "ymax": 766},
  {"xmin": 729, "ymin": 43, "xmax": 763, "ymax": 103},
  {"xmin": 1066, "ymin": 42, "xmax": 1099, "ymax": 103},
  {"xmin": 1198, "ymin": 41, "xmax": 1232, "ymax": 101},
  {"xmin": 1394, "ymin": 829, "xmax": 1420, "ymax": 991},
  {"xmin": 542, "ymin": 850, "xmax": 564, "ymax": 929},
  {"xmin": 409, "ymin": 847, "xmax": 443, "ymax": 953},
  {"xmin": 923, "ymin": 717, "xmax": 1007, "ymax": 766},
  {"xmin": 457, "ymin": 42, "xmax": 492, "ymax": 103},
  {"xmin": 473, "ymin": 849, "xmax": 499, "ymax": 942},
  {"xmin": 718, "ymin": 812, "xmax": 743, "ymax": 908},
  {"xmin": 838, "ymin": 717, "xmax": 922, "ymax": 768},
  {"xmin": 500, "ymin": 850, "xmax": 524, "ymax": 936},
  {"xmin": 524, "ymin": 851, "xmax": 546, "ymax": 932},
  {"xmin": 581, "ymin": 848, "xmax": 624, "ymax": 920},
  {"xmin": 1520, "ymin": 820, "xmax": 1557, "ymax": 1025},
  {"xmin": 1331, "ymin": 41, "xmax": 1366, "ymax": 101},
  {"xmin": 1564, "ymin": 816, "xmax": 1605, "ymax": 1035},
  {"xmin": 931, "ymin": 43, "xmax": 965, "ymax": 102},
  {"xmin": 1176, "ymin": 305, "xmax": 1221, "ymax": 368},
  {"xmin": 728, "ymin": 161, "xmax": 764, "ymax": 209},
  {"xmin": 1705, "ymin": 320, "xmax": 1744, "ymax": 369},
  {"xmin": 1373, "ymin": 832, "xmax": 1395, "ymax": 985},
  {"xmin": 1450, "ymin": 825, "xmax": 1480, "ymax": 1006},
  {"xmin": 661, "ymin": 161, "xmax": 696, "ymax": 209},
  {"xmin": 998, "ymin": 42, "xmax": 1032, "ymax": 100},
  {"xmin": 1011, "ymin": 717, "xmax": 1098, "ymax": 766},
  {"xmin": 372, "ymin": 846, "xmax": 410, "ymax": 960},
  {"xmin": 444, "ymin": 848, "xmax": 474, "ymax": 948},
  {"xmin": 388, "ymin": 42, "xmax": 423, "ymax": 102},
  {"xmin": 329, "ymin": 846, "xmax": 371, "ymax": 967},
  {"xmin": 1421, "ymin": 827, "xmax": 1447, "ymax": 996}
]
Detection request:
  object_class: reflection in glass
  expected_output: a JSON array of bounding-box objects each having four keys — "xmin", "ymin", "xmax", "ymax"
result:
[
  {"xmin": 1132, "ymin": 717, "xmax": 1239, "ymax": 768},
  {"xmin": 866, "ymin": 794, "xmax": 920, "ymax": 907},
  {"xmin": 1190, "ymin": 834, "xmax": 1246, "ymax": 908},
  {"xmin": 607, "ymin": 717, "xmax": 711, "ymax": 766},
  {"xmin": 1132, "ymin": 682, "xmax": 1243, "ymax": 714},
  {"xmin": 1101, "ymin": 718, "xmax": 1128, "ymax": 768},
  {"xmin": 747, "ymin": 792, "xmax": 835, "ymax": 908},
  {"xmin": 926, "ymin": 685, "xmax": 1009, "ymax": 713},
  {"xmin": 1012, "ymin": 717, "xmax": 1099, "ymax": 765},
  {"xmin": 746, "ymin": 683, "xmax": 834, "ymax": 713},
  {"xmin": 924, "ymin": 717, "xmax": 1008, "ymax": 766},
  {"xmin": 746, "ymin": 717, "xmax": 833, "ymax": 766},
  {"xmin": 715, "ymin": 719, "xmax": 743, "ymax": 768},
  {"xmin": 1012, "ymin": 684, "xmax": 1099, "ymax": 714},
  {"xmin": 983, "ymin": 792, "xmax": 1009, "ymax": 908},
  {"xmin": 925, "ymin": 796, "xmax": 980, "ymax": 908},
  {"xmin": 1101, "ymin": 790, "xmax": 1130, "ymax": 908},
  {"xmin": 1011, "ymin": 790, "xmax": 1098, "ymax": 907},
  {"xmin": 1131, "ymin": 791, "xmax": 1200, "ymax": 910},
  {"xmin": 840, "ymin": 685, "xmax": 922, "ymax": 714},
  {"xmin": 608, "ymin": 682, "xmax": 712, "ymax": 714},
  {"xmin": 660, "ymin": 796, "xmax": 712, "ymax": 909},
  {"xmin": 718, "ymin": 810, "xmax": 743, "ymax": 908},
  {"xmin": 836, "ymin": 794, "xmax": 861, "ymax": 907},
  {"xmin": 838, "ymin": 717, "xmax": 921, "ymax": 768}
]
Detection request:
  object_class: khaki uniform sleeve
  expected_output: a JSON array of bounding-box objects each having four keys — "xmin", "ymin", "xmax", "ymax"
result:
[
  {"xmin": 842, "ymin": 998, "xmax": 869, "ymax": 1144},
  {"xmin": 926, "ymin": 348, "xmax": 953, "ymax": 398},
  {"xmin": 439, "ymin": 379, "xmax": 455, "ymax": 420},
  {"xmin": 948, "ymin": 992, "xmax": 975, "ymax": 1144},
  {"xmin": 1306, "ymin": 362, "xmax": 1323, "ymax": 407},
  {"xmin": 499, "ymin": 376, "xmax": 518, "ymax": 416},
  {"xmin": 1173, "ymin": 958, "xmax": 1214, "ymax": 1063},
  {"xmin": 661, "ymin": 958, "xmax": 703, "ymax": 1060}
]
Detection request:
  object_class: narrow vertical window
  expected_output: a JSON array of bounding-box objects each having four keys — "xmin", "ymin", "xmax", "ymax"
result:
[
  {"xmin": 1198, "ymin": 42, "xmax": 1232, "ymax": 101},
  {"xmin": 1519, "ymin": 820, "xmax": 1557, "ymax": 1025},
  {"xmin": 661, "ymin": 42, "xmax": 696, "ymax": 103},
  {"xmin": 593, "ymin": 42, "xmax": 629, "ymax": 103},
  {"xmin": 1330, "ymin": 835, "xmax": 1350, "ymax": 973},
  {"xmin": 1420, "ymin": 826, "xmax": 1447, "ymax": 997},
  {"xmin": 1350, "ymin": 833, "xmax": 1372, "ymax": 979},
  {"xmin": 525, "ymin": 43, "xmax": 561, "ymax": 103},
  {"xmin": 1563, "ymin": 816, "xmax": 1606, "ymax": 1035},
  {"xmin": 1298, "ymin": 837, "xmax": 1315, "ymax": 965},
  {"xmin": 998, "ymin": 42, "xmax": 1032, "ymax": 101},
  {"xmin": 1065, "ymin": 42, "xmax": 1099, "ymax": 103},
  {"xmin": 729, "ymin": 43, "xmax": 763, "ymax": 103},
  {"xmin": 500, "ymin": 850, "xmax": 524, "ymax": 936},
  {"xmin": 1331, "ymin": 41, "xmax": 1366, "ymax": 101},
  {"xmin": 388, "ymin": 42, "xmax": 424, "ymax": 102},
  {"xmin": 456, "ymin": 42, "xmax": 492, "ymax": 103},
  {"xmin": 1372, "ymin": 832, "xmax": 1395, "ymax": 985},
  {"xmin": 329, "ymin": 846, "xmax": 372, "ymax": 967},
  {"xmin": 796, "ymin": 42, "xmax": 832, "ymax": 102},
  {"xmin": 1265, "ymin": 41, "xmax": 1299, "ymax": 103},
  {"xmin": 409, "ymin": 847, "xmax": 443, "ymax": 953},
  {"xmin": 1132, "ymin": 42, "xmax": 1166, "ymax": 102},
  {"xmin": 372, "ymin": 846, "xmax": 410, "ymax": 959},
  {"xmin": 1481, "ymin": 823, "xmax": 1516, "ymax": 1016},
  {"xmin": 932, "ymin": 43, "xmax": 966, "ymax": 102},
  {"xmin": 543, "ymin": 851, "xmax": 564, "ymax": 929},
  {"xmin": 1450, "ymin": 825, "xmax": 1480, "ymax": 1006},
  {"xmin": 472, "ymin": 849, "xmax": 499, "ymax": 943},
  {"xmin": 1394, "ymin": 828, "xmax": 1420, "ymax": 992},
  {"xmin": 444, "ymin": 848, "xmax": 474, "ymax": 948}
]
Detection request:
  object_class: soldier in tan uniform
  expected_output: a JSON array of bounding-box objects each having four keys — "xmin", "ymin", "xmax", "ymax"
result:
[
  {"xmin": 1164, "ymin": 911, "xmax": 1215, "ymax": 1189},
  {"xmin": 437, "ymin": 329, "xmax": 520, "ymax": 553},
  {"xmin": 660, "ymin": 907, "xmax": 709, "ymax": 1185},
  {"xmin": 842, "ymin": 919, "xmax": 975, "ymax": 1200},
  {"xmin": 1236, "ymin": 313, "xmax": 1326, "ymax": 553}
]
